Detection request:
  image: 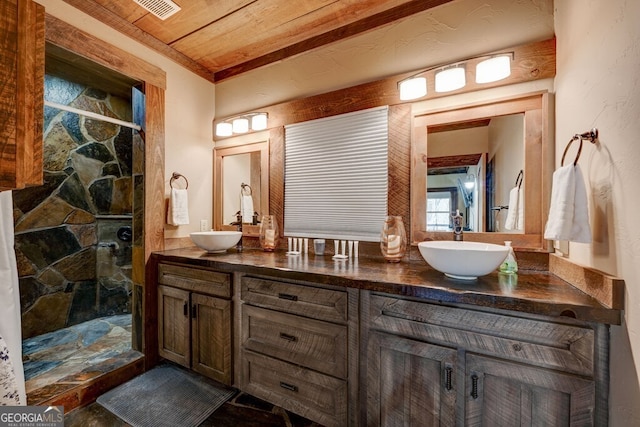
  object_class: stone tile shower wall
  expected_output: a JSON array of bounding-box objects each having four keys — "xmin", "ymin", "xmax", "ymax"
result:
[{"xmin": 12, "ymin": 75, "xmax": 138, "ymax": 339}]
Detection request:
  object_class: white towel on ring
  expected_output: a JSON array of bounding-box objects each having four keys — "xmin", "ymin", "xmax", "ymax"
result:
[
  {"xmin": 167, "ymin": 188, "xmax": 189, "ymax": 225},
  {"xmin": 504, "ymin": 186, "xmax": 524, "ymax": 230},
  {"xmin": 544, "ymin": 164, "xmax": 591, "ymax": 243},
  {"xmin": 241, "ymin": 194, "xmax": 254, "ymax": 223}
]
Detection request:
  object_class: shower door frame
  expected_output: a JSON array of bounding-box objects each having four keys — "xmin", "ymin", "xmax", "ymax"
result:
[{"xmin": 45, "ymin": 15, "xmax": 166, "ymax": 368}]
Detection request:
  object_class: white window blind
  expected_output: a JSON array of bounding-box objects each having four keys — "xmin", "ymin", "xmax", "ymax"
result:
[{"xmin": 284, "ymin": 106, "xmax": 388, "ymax": 241}]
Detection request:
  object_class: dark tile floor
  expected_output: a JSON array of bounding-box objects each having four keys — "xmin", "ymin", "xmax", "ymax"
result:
[
  {"xmin": 65, "ymin": 391, "xmax": 324, "ymax": 427},
  {"xmin": 24, "ymin": 316, "xmax": 323, "ymax": 426}
]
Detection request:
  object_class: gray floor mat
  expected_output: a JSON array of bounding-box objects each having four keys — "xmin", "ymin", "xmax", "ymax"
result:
[{"xmin": 97, "ymin": 364, "xmax": 235, "ymax": 427}]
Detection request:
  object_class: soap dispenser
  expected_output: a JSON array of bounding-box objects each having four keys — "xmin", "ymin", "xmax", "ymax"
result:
[{"xmin": 499, "ymin": 241, "xmax": 518, "ymax": 273}]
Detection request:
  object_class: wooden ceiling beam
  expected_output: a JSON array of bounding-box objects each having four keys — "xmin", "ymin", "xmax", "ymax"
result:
[{"xmin": 214, "ymin": 0, "xmax": 454, "ymax": 82}]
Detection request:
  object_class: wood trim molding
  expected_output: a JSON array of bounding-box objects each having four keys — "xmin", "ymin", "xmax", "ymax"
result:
[
  {"xmin": 213, "ymin": 141, "xmax": 269, "ymax": 232},
  {"xmin": 44, "ymin": 14, "xmax": 167, "ymax": 89},
  {"xmin": 550, "ymin": 254, "xmax": 625, "ymax": 310},
  {"xmin": 411, "ymin": 91, "xmax": 553, "ymax": 252}
]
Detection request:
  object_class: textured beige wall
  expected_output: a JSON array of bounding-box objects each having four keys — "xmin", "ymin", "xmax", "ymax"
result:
[
  {"xmin": 555, "ymin": 1, "xmax": 640, "ymax": 425},
  {"xmin": 36, "ymin": 0, "xmax": 216, "ymax": 239}
]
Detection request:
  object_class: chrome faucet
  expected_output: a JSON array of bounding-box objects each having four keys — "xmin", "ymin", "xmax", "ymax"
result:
[{"xmin": 452, "ymin": 209, "xmax": 463, "ymax": 241}]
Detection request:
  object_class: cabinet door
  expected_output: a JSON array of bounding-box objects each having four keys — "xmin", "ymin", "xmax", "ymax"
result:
[
  {"xmin": 158, "ymin": 285, "xmax": 190, "ymax": 367},
  {"xmin": 191, "ymin": 293, "xmax": 232, "ymax": 385},
  {"xmin": 367, "ymin": 331, "xmax": 457, "ymax": 427},
  {"xmin": 465, "ymin": 354, "xmax": 595, "ymax": 426}
]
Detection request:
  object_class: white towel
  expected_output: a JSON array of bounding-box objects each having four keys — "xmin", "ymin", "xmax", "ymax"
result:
[
  {"xmin": 504, "ymin": 186, "xmax": 520, "ymax": 230},
  {"xmin": 544, "ymin": 164, "xmax": 591, "ymax": 243},
  {"xmin": 167, "ymin": 188, "xmax": 189, "ymax": 225},
  {"xmin": 516, "ymin": 188, "xmax": 524, "ymax": 231},
  {"xmin": 240, "ymin": 194, "xmax": 254, "ymax": 223}
]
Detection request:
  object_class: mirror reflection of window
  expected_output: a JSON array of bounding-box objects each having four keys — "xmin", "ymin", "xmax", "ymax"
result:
[{"xmin": 427, "ymin": 191, "xmax": 455, "ymax": 231}]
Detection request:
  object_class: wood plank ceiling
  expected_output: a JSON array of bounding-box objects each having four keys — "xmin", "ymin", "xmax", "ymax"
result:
[{"xmin": 60, "ymin": 0, "xmax": 454, "ymax": 83}]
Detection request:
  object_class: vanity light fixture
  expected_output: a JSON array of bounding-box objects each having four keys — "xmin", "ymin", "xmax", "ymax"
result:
[
  {"xmin": 398, "ymin": 76, "xmax": 427, "ymax": 101},
  {"xmin": 232, "ymin": 117, "xmax": 249, "ymax": 133},
  {"xmin": 215, "ymin": 122, "xmax": 233, "ymax": 137},
  {"xmin": 476, "ymin": 54, "xmax": 512, "ymax": 83},
  {"xmin": 435, "ymin": 64, "xmax": 466, "ymax": 93},
  {"xmin": 464, "ymin": 174, "xmax": 476, "ymax": 190},
  {"xmin": 215, "ymin": 112, "xmax": 269, "ymax": 137},
  {"xmin": 396, "ymin": 51, "xmax": 513, "ymax": 101},
  {"xmin": 250, "ymin": 112, "xmax": 268, "ymax": 131}
]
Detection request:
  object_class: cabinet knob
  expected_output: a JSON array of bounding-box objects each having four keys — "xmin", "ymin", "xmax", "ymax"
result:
[{"xmin": 183, "ymin": 302, "xmax": 188, "ymax": 317}]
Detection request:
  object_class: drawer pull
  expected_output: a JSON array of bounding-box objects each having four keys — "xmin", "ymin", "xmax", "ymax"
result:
[
  {"xmin": 471, "ymin": 374, "xmax": 479, "ymax": 399},
  {"xmin": 445, "ymin": 366, "xmax": 453, "ymax": 391},
  {"xmin": 278, "ymin": 293, "xmax": 298, "ymax": 301},
  {"xmin": 279, "ymin": 332, "xmax": 298, "ymax": 342},
  {"xmin": 183, "ymin": 302, "xmax": 188, "ymax": 317},
  {"xmin": 279, "ymin": 381, "xmax": 298, "ymax": 392}
]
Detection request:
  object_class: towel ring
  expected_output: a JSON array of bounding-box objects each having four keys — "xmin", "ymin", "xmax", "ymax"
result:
[
  {"xmin": 561, "ymin": 136, "xmax": 583, "ymax": 167},
  {"xmin": 170, "ymin": 172, "xmax": 189, "ymax": 189},
  {"xmin": 515, "ymin": 170, "xmax": 523, "ymax": 189},
  {"xmin": 561, "ymin": 128, "xmax": 599, "ymax": 167}
]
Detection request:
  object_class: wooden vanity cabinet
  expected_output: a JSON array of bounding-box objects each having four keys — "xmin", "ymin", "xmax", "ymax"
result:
[
  {"xmin": 364, "ymin": 291, "xmax": 608, "ymax": 426},
  {"xmin": 239, "ymin": 275, "xmax": 358, "ymax": 427},
  {"xmin": 157, "ymin": 263, "xmax": 232, "ymax": 385}
]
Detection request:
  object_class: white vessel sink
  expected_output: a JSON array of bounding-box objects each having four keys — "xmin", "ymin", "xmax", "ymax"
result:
[
  {"xmin": 190, "ymin": 231, "xmax": 242, "ymax": 253},
  {"xmin": 418, "ymin": 241, "xmax": 509, "ymax": 280}
]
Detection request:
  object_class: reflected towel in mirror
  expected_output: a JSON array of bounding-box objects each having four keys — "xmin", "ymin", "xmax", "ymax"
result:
[
  {"xmin": 504, "ymin": 186, "xmax": 522, "ymax": 231},
  {"xmin": 241, "ymin": 195, "xmax": 254, "ymax": 223}
]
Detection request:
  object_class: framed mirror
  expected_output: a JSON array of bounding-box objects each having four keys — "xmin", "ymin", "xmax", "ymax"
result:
[
  {"xmin": 214, "ymin": 141, "xmax": 269, "ymax": 236},
  {"xmin": 411, "ymin": 92, "xmax": 554, "ymax": 251}
]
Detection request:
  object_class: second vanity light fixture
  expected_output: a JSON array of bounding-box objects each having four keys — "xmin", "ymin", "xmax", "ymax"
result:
[
  {"xmin": 215, "ymin": 112, "xmax": 268, "ymax": 137},
  {"xmin": 398, "ymin": 52, "xmax": 514, "ymax": 101}
]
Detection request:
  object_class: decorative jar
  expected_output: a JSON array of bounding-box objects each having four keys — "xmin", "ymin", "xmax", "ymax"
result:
[
  {"xmin": 380, "ymin": 216, "xmax": 407, "ymax": 262},
  {"xmin": 259, "ymin": 215, "xmax": 279, "ymax": 251}
]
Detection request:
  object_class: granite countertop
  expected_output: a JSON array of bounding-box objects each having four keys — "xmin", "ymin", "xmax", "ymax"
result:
[{"xmin": 152, "ymin": 247, "xmax": 621, "ymax": 325}]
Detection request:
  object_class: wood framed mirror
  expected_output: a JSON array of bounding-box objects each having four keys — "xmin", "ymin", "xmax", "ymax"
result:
[
  {"xmin": 411, "ymin": 91, "xmax": 554, "ymax": 251},
  {"xmin": 214, "ymin": 141, "xmax": 269, "ymax": 236}
]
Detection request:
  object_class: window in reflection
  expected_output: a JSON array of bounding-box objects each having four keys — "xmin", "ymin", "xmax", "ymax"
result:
[{"xmin": 427, "ymin": 190, "xmax": 455, "ymax": 231}]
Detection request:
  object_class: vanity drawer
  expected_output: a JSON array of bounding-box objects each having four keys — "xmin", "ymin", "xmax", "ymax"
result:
[
  {"xmin": 370, "ymin": 294, "xmax": 595, "ymax": 376},
  {"xmin": 241, "ymin": 350, "xmax": 347, "ymax": 427},
  {"xmin": 242, "ymin": 305, "xmax": 347, "ymax": 378},
  {"xmin": 241, "ymin": 276, "xmax": 347, "ymax": 323},
  {"xmin": 158, "ymin": 263, "xmax": 231, "ymax": 298}
]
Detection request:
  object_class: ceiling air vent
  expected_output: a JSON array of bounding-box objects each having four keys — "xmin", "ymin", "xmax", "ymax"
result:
[{"xmin": 133, "ymin": 0, "xmax": 181, "ymax": 20}]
